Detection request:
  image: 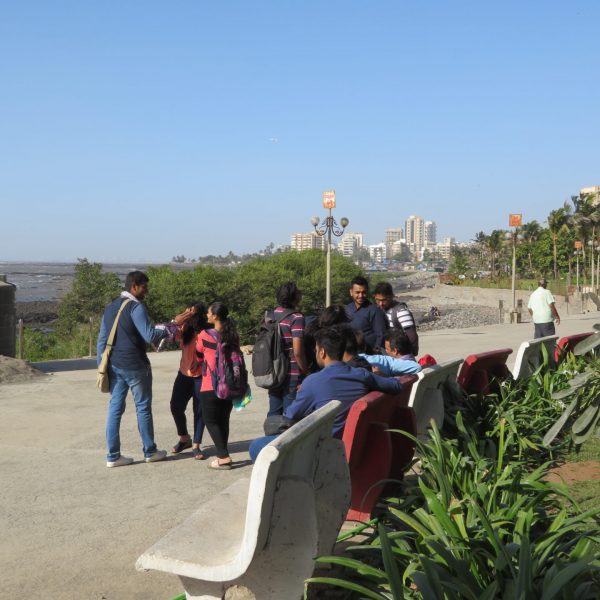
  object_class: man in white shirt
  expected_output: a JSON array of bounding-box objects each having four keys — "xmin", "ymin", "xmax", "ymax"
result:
[{"xmin": 527, "ymin": 278, "xmax": 560, "ymax": 339}]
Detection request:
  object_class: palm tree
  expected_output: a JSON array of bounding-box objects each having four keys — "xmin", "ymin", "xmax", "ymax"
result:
[
  {"xmin": 547, "ymin": 202, "xmax": 571, "ymax": 281},
  {"xmin": 487, "ymin": 230, "xmax": 504, "ymax": 278},
  {"xmin": 520, "ymin": 220, "xmax": 542, "ymax": 275}
]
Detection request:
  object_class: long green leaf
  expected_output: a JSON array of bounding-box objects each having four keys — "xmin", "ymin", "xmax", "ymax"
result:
[
  {"xmin": 304, "ymin": 577, "xmax": 389, "ymax": 600},
  {"xmin": 572, "ymin": 402, "xmax": 600, "ymax": 434},
  {"xmin": 378, "ymin": 522, "xmax": 405, "ymax": 599},
  {"xmin": 542, "ymin": 397, "xmax": 579, "ymax": 447},
  {"xmin": 540, "ymin": 557, "xmax": 597, "ymax": 600}
]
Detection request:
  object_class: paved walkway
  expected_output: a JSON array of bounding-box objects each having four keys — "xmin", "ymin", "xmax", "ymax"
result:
[{"xmin": 1, "ymin": 311, "xmax": 598, "ymax": 599}]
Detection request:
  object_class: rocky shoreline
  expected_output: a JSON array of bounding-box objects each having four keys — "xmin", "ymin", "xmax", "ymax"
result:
[{"xmin": 16, "ymin": 300, "xmax": 59, "ymax": 325}]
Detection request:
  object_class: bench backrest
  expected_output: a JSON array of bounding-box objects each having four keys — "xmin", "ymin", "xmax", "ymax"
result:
[
  {"xmin": 250, "ymin": 400, "xmax": 350, "ymax": 560},
  {"xmin": 555, "ymin": 332, "xmax": 593, "ymax": 363},
  {"xmin": 408, "ymin": 358, "xmax": 463, "ymax": 437},
  {"xmin": 457, "ymin": 348, "xmax": 513, "ymax": 395},
  {"xmin": 512, "ymin": 335, "xmax": 557, "ymax": 380},
  {"xmin": 342, "ymin": 377, "xmax": 417, "ymax": 521}
]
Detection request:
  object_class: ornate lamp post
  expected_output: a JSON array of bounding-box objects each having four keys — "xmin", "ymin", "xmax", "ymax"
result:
[{"xmin": 311, "ymin": 191, "xmax": 349, "ymax": 307}]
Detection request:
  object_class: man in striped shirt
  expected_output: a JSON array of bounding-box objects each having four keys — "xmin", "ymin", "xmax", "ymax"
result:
[
  {"xmin": 373, "ymin": 281, "xmax": 419, "ymax": 356},
  {"xmin": 267, "ymin": 282, "xmax": 309, "ymax": 416}
]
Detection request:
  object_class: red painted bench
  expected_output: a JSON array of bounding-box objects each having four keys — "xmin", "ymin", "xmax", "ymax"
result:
[
  {"xmin": 342, "ymin": 376, "xmax": 417, "ymax": 522},
  {"xmin": 555, "ymin": 332, "xmax": 594, "ymax": 363},
  {"xmin": 457, "ymin": 349, "xmax": 513, "ymax": 395}
]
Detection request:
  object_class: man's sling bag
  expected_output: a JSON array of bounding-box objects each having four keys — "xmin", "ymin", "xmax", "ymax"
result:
[{"xmin": 96, "ymin": 299, "xmax": 132, "ymax": 393}]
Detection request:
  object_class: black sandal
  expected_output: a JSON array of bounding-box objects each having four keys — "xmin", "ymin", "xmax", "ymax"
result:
[{"xmin": 171, "ymin": 440, "xmax": 192, "ymax": 454}]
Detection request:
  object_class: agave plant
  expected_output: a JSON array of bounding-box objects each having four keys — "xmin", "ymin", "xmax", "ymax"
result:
[{"xmin": 307, "ymin": 420, "xmax": 600, "ymax": 599}]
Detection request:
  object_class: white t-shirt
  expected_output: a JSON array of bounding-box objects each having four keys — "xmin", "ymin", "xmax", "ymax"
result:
[{"xmin": 527, "ymin": 287, "xmax": 555, "ymax": 323}]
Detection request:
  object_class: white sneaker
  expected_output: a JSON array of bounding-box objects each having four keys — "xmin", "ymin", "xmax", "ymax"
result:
[
  {"xmin": 106, "ymin": 455, "xmax": 134, "ymax": 468},
  {"xmin": 145, "ymin": 449, "xmax": 167, "ymax": 463}
]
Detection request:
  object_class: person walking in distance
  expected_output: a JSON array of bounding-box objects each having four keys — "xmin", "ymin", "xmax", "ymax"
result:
[
  {"xmin": 528, "ymin": 277, "xmax": 560, "ymax": 339},
  {"xmin": 97, "ymin": 271, "xmax": 168, "ymax": 468}
]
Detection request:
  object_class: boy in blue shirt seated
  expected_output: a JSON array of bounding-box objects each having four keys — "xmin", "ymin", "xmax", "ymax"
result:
[{"xmin": 360, "ymin": 329, "xmax": 422, "ymax": 376}]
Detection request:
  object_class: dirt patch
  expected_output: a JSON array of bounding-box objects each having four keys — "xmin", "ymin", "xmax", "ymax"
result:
[
  {"xmin": 545, "ymin": 460, "xmax": 600, "ymax": 484},
  {"xmin": 0, "ymin": 355, "xmax": 47, "ymax": 385}
]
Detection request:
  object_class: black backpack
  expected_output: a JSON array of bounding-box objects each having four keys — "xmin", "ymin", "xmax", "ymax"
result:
[{"xmin": 252, "ymin": 309, "xmax": 294, "ymax": 389}]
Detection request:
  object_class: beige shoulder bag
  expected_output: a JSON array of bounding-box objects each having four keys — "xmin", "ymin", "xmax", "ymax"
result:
[{"xmin": 96, "ymin": 299, "xmax": 132, "ymax": 393}]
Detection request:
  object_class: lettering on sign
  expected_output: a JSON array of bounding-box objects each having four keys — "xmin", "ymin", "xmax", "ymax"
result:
[{"xmin": 322, "ymin": 190, "xmax": 336, "ymax": 209}]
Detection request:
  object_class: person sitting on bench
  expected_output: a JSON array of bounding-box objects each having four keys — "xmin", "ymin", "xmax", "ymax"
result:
[
  {"xmin": 249, "ymin": 326, "xmax": 402, "ymax": 462},
  {"xmin": 360, "ymin": 329, "xmax": 422, "ymax": 376}
]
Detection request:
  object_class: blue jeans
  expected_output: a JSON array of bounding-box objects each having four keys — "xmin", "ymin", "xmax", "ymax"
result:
[
  {"xmin": 106, "ymin": 364, "xmax": 157, "ymax": 461},
  {"xmin": 249, "ymin": 435, "xmax": 278, "ymax": 463},
  {"xmin": 267, "ymin": 384, "xmax": 297, "ymax": 417}
]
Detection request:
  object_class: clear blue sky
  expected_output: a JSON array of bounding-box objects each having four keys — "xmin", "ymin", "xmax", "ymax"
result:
[{"xmin": 1, "ymin": 1, "xmax": 599, "ymax": 262}]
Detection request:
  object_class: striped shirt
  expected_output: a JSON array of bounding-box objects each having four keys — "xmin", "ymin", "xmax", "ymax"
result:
[{"xmin": 273, "ymin": 307, "xmax": 305, "ymax": 387}]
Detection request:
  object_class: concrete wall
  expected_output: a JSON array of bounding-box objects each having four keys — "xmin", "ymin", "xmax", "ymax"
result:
[
  {"xmin": 429, "ymin": 283, "xmax": 584, "ymax": 315},
  {"xmin": 0, "ymin": 275, "xmax": 16, "ymax": 357}
]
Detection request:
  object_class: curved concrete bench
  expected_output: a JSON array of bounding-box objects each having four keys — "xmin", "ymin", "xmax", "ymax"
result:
[
  {"xmin": 342, "ymin": 377, "xmax": 417, "ymax": 522},
  {"xmin": 457, "ymin": 348, "xmax": 513, "ymax": 395},
  {"xmin": 512, "ymin": 335, "xmax": 557, "ymax": 380},
  {"xmin": 136, "ymin": 401, "xmax": 350, "ymax": 600},
  {"xmin": 408, "ymin": 359, "xmax": 463, "ymax": 438}
]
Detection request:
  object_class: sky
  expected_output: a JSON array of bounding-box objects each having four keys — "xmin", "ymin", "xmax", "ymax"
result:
[{"xmin": 1, "ymin": 1, "xmax": 599, "ymax": 262}]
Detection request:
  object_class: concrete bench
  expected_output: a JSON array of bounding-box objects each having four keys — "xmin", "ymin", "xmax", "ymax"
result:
[
  {"xmin": 512, "ymin": 335, "xmax": 557, "ymax": 380},
  {"xmin": 342, "ymin": 375, "xmax": 417, "ymax": 522},
  {"xmin": 555, "ymin": 332, "xmax": 593, "ymax": 363},
  {"xmin": 408, "ymin": 359, "xmax": 463, "ymax": 438},
  {"xmin": 136, "ymin": 401, "xmax": 350, "ymax": 600},
  {"xmin": 457, "ymin": 348, "xmax": 513, "ymax": 395}
]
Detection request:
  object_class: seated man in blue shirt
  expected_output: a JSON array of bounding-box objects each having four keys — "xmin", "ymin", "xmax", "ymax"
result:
[
  {"xmin": 249, "ymin": 326, "xmax": 403, "ymax": 462},
  {"xmin": 360, "ymin": 329, "xmax": 422, "ymax": 376}
]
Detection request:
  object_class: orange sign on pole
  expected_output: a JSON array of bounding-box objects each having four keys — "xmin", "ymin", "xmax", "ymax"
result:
[
  {"xmin": 574, "ymin": 240, "xmax": 583, "ymax": 249},
  {"xmin": 322, "ymin": 190, "xmax": 336, "ymax": 209},
  {"xmin": 508, "ymin": 213, "xmax": 522, "ymax": 227}
]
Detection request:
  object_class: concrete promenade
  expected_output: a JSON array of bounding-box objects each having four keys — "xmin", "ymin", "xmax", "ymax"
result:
[{"xmin": 1, "ymin": 311, "xmax": 599, "ymax": 599}]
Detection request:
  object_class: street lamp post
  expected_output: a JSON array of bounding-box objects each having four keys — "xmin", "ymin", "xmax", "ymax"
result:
[
  {"xmin": 505, "ymin": 229, "xmax": 522, "ymax": 321},
  {"xmin": 311, "ymin": 191, "xmax": 349, "ymax": 307}
]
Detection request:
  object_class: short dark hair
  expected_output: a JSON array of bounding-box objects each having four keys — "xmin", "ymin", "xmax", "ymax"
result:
[
  {"xmin": 334, "ymin": 324, "xmax": 366, "ymax": 357},
  {"xmin": 125, "ymin": 271, "xmax": 149, "ymax": 290},
  {"xmin": 374, "ymin": 281, "xmax": 393, "ymax": 296},
  {"xmin": 314, "ymin": 326, "xmax": 345, "ymax": 361},
  {"xmin": 384, "ymin": 328, "xmax": 412, "ymax": 355},
  {"xmin": 276, "ymin": 281, "xmax": 301, "ymax": 309},
  {"xmin": 350, "ymin": 276, "xmax": 369, "ymax": 289},
  {"xmin": 319, "ymin": 304, "xmax": 350, "ymax": 327}
]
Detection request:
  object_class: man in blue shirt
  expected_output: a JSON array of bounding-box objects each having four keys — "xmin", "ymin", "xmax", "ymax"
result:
[
  {"xmin": 97, "ymin": 271, "xmax": 168, "ymax": 468},
  {"xmin": 345, "ymin": 276, "xmax": 387, "ymax": 353},
  {"xmin": 249, "ymin": 326, "xmax": 402, "ymax": 461}
]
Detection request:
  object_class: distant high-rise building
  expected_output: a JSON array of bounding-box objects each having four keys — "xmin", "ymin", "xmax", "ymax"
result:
[
  {"xmin": 385, "ymin": 228, "xmax": 403, "ymax": 259},
  {"xmin": 424, "ymin": 221, "xmax": 437, "ymax": 245},
  {"xmin": 338, "ymin": 232, "xmax": 364, "ymax": 257},
  {"xmin": 581, "ymin": 186, "xmax": 600, "ymax": 206},
  {"xmin": 368, "ymin": 243, "xmax": 386, "ymax": 263},
  {"xmin": 405, "ymin": 216, "xmax": 425, "ymax": 253},
  {"xmin": 290, "ymin": 232, "xmax": 325, "ymax": 251}
]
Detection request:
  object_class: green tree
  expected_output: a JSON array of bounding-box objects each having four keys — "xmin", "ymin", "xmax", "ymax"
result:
[
  {"xmin": 449, "ymin": 247, "xmax": 469, "ymax": 276},
  {"xmin": 547, "ymin": 203, "xmax": 571, "ymax": 281},
  {"xmin": 58, "ymin": 259, "xmax": 121, "ymax": 332}
]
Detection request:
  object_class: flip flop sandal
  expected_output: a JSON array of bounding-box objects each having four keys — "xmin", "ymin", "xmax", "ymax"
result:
[
  {"xmin": 208, "ymin": 458, "xmax": 233, "ymax": 470},
  {"xmin": 192, "ymin": 448, "xmax": 206, "ymax": 460},
  {"xmin": 171, "ymin": 440, "xmax": 192, "ymax": 454}
]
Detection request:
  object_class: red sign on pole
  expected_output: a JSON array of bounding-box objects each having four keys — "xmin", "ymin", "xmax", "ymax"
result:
[
  {"xmin": 508, "ymin": 213, "xmax": 522, "ymax": 227},
  {"xmin": 323, "ymin": 190, "xmax": 336, "ymax": 209},
  {"xmin": 574, "ymin": 240, "xmax": 583, "ymax": 249}
]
